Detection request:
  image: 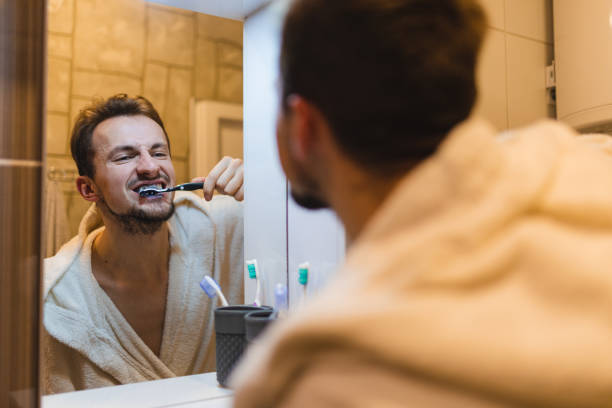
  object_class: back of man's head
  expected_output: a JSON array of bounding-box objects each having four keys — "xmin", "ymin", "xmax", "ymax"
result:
[{"xmin": 280, "ymin": 0, "xmax": 487, "ymax": 175}]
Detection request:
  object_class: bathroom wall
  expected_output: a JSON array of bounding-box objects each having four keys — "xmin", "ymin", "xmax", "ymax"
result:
[
  {"xmin": 475, "ymin": 0, "xmax": 555, "ymax": 130},
  {"xmin": 45, "ymin": 0, "xmax": 243, "ymax": 238}
]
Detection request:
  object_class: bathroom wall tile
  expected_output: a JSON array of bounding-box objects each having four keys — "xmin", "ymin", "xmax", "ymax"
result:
[
  {"xmin": 147, "ymin": 2, "xmax": 195, "ymax": 16},
  {"xmin": 218, "ymin": 67, "xmax": 243, "ymax": 104},
  {"xmin": 218, "ymin": 42, "xmax": 243, "ymax": 67},
  {"xmin": 47, "ymin": 57, "xmax": 71, "ymax": 113},
  {"xmin": 46, "ymin": 156, "xmax": 79, "ymax": 192},
  {"xmin": 46, "ymin": 155, "xmax": 78, "ymax": 174},
  {"xmin": 143, "ymin": 63, "xmax": 169, "ymax": 115},
  {"xmin": 48, "ymin": 34, "xmax": 72, "ymax": 59},
  {"xmin": 165, "ymin": 68, "xmax": 193, "ymax": 159},
  {"xmin": 46, "ymin": 113, "xmax": 70, "ymax": 155},
  {"xmin": 505, "ymin": 0, "xmax": 553, "ymax": 43},
  {"xmin": 0, "ymin": 165, "xmax": 41, "ymax": 408},
  {"xmin": 173, "ymin": 158, "xmax": 188, "ymax": 184},
  {"xmin": 73, "ymin": 0, "xmax": 146, "ymax": 77},
  {"xmin": 477, "ymin": 0, "xmax": 505, "ymax": 30},
  {"xmin": 48, "ymin": 0, "xmax": 74, "ymax": 34},
  {"xmin": 70, "ymin": 97, "xmax": 93, "ymax": 128},
  {"xmin": 147, "ymin": 7, "xmax": 195, "ymax": 67},
  {"xmin": 195, "ymin": 38, "xmax": 217, "ymax": 100},
  {"xmin": 506, "ymin": 35, "xmax": 553, "ymax": 128},
  {"xmin": 474, "ymin": 29, "xmax": 508, "ymax": 130},
  {"xmin": 197, "ymin": 14, "xmax": 243, "ymax": 45},
  {"xmin": 72, "ymin": 70, "xmax": 141, "ymax": 100}
]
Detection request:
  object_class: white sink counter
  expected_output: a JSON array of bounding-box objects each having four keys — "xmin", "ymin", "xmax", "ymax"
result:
[{"xmin": 42, "ymin": 372, "xmax": 233, "ymax": 408}]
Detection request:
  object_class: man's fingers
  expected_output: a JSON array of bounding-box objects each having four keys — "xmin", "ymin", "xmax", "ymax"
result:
[
  {"xmin": 234, "ymin": 185, "xmax": 244, "ymax": 202},
  {"xmin": 222, "ymin": 166, "xmax": 244, "ymax": 196},
  {"xmin": 191, "ymin": 176, "xmax": 205, "ymax": 184},
  {"xmin": 204, "ymin": 157, "xmax": 232, "ymax": 200},
  {"xmin": 216, "ymin": 159, "xmax": 242, "ymax": 191}
]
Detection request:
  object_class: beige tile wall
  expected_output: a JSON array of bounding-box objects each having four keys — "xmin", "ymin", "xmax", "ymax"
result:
[
  {"xmin": 46, "ymin": 0, "xmax": 243, "ymax": 238},
  {"xmin": 474, "ymin": 0, "xmax": 555, "ymax": 130}
]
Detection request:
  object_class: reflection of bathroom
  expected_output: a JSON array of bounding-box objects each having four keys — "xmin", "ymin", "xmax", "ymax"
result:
[{"xmin": 45, "ymin": 0, "xmax": 244, "ymax": 253}]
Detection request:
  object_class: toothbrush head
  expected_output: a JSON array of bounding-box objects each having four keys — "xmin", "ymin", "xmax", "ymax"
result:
[
  {"xmin": 298, "ymin": 262, "xmax": 309, "ymax": 285},
  {"xmin": 199, "ymin": 276, "xmax": 220, "ymax": 299},
  {"xmin": 138, "ymin": 185, "xmax": 165, "ymax": 197},
  {"xmin": 246, "ymin": 260, "xmax": 258, "ymax": 279}
]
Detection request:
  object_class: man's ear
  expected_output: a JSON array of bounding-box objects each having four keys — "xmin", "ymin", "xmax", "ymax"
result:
[
  {"xmin": 76, "ymin": 176, "xmax": 100, "ymax": 202},
  {"xmin": 285, "ymin": 95, "xmax": 327, "ymax": 161}
]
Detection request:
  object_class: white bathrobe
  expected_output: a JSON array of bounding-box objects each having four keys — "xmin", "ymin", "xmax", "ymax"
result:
[
  {"xmin": 232, "ymin": 118, "xmax": 612, "ymax": 407},
  {"xmin": 42, "ymin": 192, "xmax": 243, "ymax": 394}
]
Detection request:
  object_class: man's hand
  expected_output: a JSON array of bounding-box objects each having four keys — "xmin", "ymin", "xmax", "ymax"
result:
[{"xmin": 192, "ymin": 156, "xmax": 244, "ymax": 201}]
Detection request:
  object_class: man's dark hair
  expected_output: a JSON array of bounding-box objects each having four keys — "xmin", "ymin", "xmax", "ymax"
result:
[
  {"xmin": 70, "ymin": 94, "xmax": 170, "ymax": 178},
  {"xmin": 280, "ymin": 0, "xmax": 487, "ymax": 174}
]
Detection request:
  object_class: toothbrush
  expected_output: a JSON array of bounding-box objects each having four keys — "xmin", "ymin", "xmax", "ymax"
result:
[
  {"xmin": 139, "ymin": 181, "xmax": 204, "ymax": 197},
  {"xmin": 298, "ymin": 262, "xmax": 309, "ymax": 300},
  {"xmin": 199, "ymin": 275, "xmax": 229, "ymax": 306},
  {"xmin": 246, "ymin": 259, "xmax": 262, "ymax": 307}
]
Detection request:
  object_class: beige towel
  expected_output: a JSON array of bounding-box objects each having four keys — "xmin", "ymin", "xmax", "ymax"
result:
[
  {"xmin": 232, "ymin": 118, "xmax": 612, "ymax": 408},
  {"xmin": 42, "ymin": 192, "xmax": 244, "ymax": 394},
  {"xmin": 43, "ymin": 179, "xmax": 70, "ymax": 258}
]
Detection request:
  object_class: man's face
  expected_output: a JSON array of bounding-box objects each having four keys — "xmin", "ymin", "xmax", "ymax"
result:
[
  {"xmin": 276, "ymin": 102, "xmax": 329, "ymax": 210},
  {"xmin": 90, "ymin": 115, "xmax": 176, "ymax": 232}
]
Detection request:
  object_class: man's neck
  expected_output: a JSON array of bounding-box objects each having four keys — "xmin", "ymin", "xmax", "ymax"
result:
[
  {"xmin": 324, "ymin": 161, "xmax": 406, "ymax": 245},
  {"xmin": 92, "ymin": 220, "xmax": 170, "ymax": 287}
]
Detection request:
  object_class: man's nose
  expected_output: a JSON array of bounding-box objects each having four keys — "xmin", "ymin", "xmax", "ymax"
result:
[{"xmin": 136, "ymin": 152, "xmax": 159, "ymax": 176}]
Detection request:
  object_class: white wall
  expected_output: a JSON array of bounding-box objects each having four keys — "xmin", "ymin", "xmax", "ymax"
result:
[
  {"xmin": 243, "ymin": 0, "xmax": 346, "ymax": 308},
  {"xmin": 243, "ymin": 1, "xmax": 289, "ymax": 306},
  {"xmin": 474, "ymin": 0, "xmax": 555, "ymax": 130}
]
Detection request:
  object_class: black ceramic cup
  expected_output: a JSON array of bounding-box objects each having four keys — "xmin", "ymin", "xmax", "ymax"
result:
[
  {"xmin": 244, "ymin": 309, "xmax": 277, "ymax": 344},
  {"xmin": 214, "ymin": 305, "xmax": 268, "ymax": 386}
]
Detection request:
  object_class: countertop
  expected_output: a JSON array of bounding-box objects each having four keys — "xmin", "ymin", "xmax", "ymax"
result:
[{"xmin": 42, "ymin": 372, "xmax": 233, "ymax": 408}]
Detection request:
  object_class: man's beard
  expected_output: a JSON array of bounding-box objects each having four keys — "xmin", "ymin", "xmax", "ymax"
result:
[
  {"xmin": 102, "ymin": 199, "xmax": 175, "ymax": 235},
  {"xmin": 290, "ymin": 188, "xmax": 329, "ymax": 210}
]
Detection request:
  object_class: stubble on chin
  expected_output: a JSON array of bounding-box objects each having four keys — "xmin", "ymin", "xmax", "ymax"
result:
[
  {"xmin": 99, "ymin": 198, "xmax": 176, "ymax": 235},
  {"xmin": 290, "ymin": 187, "xmax": 329, "ymax": 210}
]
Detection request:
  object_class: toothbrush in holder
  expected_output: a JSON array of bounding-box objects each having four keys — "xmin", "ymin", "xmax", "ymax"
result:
[
  {"xmin": 246, "ymin": 259, "xmax": 262, "ymax": 307},
  {"xmin": 298, "ymin": 262, "xmax": 310, "ymax": 301},
  {"xmin": 199, "ymin": 275, "xmax": 229, "ymax": 306}
]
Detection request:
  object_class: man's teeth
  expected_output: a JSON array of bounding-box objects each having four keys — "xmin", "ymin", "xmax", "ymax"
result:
[{"xmin": 137, "ymin": 184, "xmax": 163, "ymax": 193}]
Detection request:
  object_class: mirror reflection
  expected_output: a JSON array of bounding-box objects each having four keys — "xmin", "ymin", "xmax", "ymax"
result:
[{"xmin": 43, "ymin": 0, "xmax": 244, "ymax": 394}]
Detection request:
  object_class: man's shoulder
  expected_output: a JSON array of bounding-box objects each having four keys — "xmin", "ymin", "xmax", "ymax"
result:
[{"xmin": 43, "ymin": 234, "xmax": 86, "ymax": 299}]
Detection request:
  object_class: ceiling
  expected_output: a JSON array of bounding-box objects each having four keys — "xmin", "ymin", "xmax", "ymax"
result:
[{"xmin": 145, "ymin": 0, "xmax": 271, "ymax": 21}]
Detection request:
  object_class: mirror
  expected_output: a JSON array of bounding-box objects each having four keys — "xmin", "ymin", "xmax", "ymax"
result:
[{"xmin": 43, "ymin": 0, "xmax": 244, "ymax": 395}]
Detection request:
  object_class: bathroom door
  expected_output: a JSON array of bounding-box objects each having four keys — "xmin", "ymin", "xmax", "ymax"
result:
[{"xmin": 190, "ymin": 100, "xmax": 243, "ymax": 179}]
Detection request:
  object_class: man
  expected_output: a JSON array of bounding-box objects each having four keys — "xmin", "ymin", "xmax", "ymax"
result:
[
  {"xmin": 42, "ymin": 94, "xmax": 244, "ymax": 393},
  {"xmin": 232, "ymin": 0, "xmax": 612, "ymax": 406}
]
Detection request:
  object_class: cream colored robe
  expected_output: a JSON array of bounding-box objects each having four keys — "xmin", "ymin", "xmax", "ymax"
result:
[
  {"xmin": 42, "ymin": 192, "xmax": 243, "ymax": 394},
  {"xmin": 232, "ymin": 119, "xmax": 612, "ymax": 408}
]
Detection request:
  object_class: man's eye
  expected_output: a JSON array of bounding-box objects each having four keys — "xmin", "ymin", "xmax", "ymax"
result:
[
  {"xmin": 114, "ymin": 155, "xmax": 132, "ymax": 162},
  {"xmin": 153, "ymin": 152, "xmax": 167, "ymax": 158}
]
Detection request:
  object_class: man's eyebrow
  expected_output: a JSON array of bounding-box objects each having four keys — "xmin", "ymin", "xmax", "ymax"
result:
[
  {"xmin": 107, "ymin": 145, "xmax": 137, "ymax": 157},
  {"xmin": 150, "ymin": 143, "xmax": 168, "ymax": 150}
]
